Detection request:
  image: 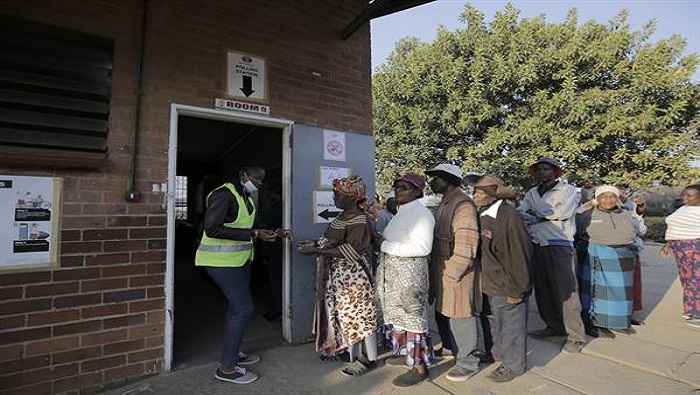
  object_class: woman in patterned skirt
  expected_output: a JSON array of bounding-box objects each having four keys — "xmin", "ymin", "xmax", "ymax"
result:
[
  {"xmin": 373, "ymin": 173, "xmax": 436, "ymax": 387},
  {"xmin": 297, "ymin": 175, "xmax": 379, "ymax": 376}
]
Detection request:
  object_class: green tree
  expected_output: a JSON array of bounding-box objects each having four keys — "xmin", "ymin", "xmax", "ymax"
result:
[{"xmin": 373, "ymin": 4, "xmax": 700, "ymax": 194}]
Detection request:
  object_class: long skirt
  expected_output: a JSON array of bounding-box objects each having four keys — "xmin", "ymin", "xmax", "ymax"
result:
[
  {"xmin": 584, "ymin": 243, "xmax": 636, "ymax": 329},
  {"xmin": 313, "ymin": 256, "xmax": 377, "ymax": 356},
  {"xmin": 375, "ymin": 252, "xmax": 434, "ymax": 367},
  {"xmin": 668, "ymin": 238, "xmax": 700, "ymax": 319}
]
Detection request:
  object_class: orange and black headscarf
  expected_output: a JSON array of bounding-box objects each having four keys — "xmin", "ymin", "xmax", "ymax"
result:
[{"xmin": 332, "ymin": 175, "xmax": 377, "ymax": 220}]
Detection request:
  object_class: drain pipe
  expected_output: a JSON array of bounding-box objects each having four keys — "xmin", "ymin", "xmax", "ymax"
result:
[{"xmin": 125, "ymin": 0, "xmax": 149, "ymax": 202}]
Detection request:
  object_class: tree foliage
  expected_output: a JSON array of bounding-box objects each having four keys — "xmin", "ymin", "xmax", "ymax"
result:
[{"xmin": 373, "ymin": 5, "xmax": 700, "ymax": 193}]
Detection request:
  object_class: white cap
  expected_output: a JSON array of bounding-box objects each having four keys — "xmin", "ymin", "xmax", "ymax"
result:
[{"xmin": 426, "ymin": 164, "xmax": 463, "ymax": 185}]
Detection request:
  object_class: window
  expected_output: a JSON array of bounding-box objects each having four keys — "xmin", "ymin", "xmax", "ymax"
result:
[{"xmin": 0, "ymin": 16, "xmax": 113, "ymax": 167}]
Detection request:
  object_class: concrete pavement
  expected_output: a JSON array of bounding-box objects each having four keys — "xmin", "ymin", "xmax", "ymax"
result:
[{"xmin": 104, "ymin": 243, "xmax": 700, "ymax": 394}]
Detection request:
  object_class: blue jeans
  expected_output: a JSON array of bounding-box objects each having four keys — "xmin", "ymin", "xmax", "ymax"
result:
[{"xmin": 206, "ymin": 264, "xmax": 254, "ymax": 366}]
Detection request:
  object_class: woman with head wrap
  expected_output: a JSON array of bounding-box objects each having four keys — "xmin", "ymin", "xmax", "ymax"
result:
[
  {"xmin": 472, "ymin": 175, "xmax": 532, "ymax": 383},
  {"xmin": 373, "ymin": 173, "xmax": 436, "ymax": 387},
  {"xmin": 297, "ymin": 175, "xmax": 379, "ymax": 376},
  {"xmin": 575, "ymin": 185, "xmax": 646, "ymax": 338}
]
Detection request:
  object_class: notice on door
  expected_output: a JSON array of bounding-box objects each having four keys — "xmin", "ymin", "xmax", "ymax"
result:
[{"xmin": 0, "ymin": 175, "xmax": 62, "ymax": 271}]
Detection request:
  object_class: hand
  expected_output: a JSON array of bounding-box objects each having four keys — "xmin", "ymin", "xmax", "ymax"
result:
[
  {"xmin": 257, "ymin": 229, "xmax": 278, "ymax": 242},
  {"xmin": 276, "ymin": 229, "xmax": 294, "ymax": 240},
  {"xmin": 297, "ymin": 240, "xmax": 318, "ymax": 255},
  {"xmin": 506, "ymin": 295, "xmax": 523, "ymax": 305},
  {"xmin": 660, "ymin": 243, "xmax": 672, "ymax": 259}
]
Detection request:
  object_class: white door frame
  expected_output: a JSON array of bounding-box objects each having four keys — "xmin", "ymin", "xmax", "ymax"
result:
[{"xmin": 165, "ymin": 103, "xmax": 293, "ymax": 371}]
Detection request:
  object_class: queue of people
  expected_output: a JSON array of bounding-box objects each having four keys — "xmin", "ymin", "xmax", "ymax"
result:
[{"xmin": 198, "ymin": 162, "xmax": 698, "ymax": 387}]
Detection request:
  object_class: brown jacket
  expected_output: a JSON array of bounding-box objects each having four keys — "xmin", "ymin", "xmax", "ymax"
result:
[{"xmin": 430, "ymin": 188, "xmax": 482, "ymax": 318}]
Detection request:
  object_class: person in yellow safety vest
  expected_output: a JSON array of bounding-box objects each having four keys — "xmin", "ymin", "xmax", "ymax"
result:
[{"xmin": 195, "ymin": 166, "xmax": 287, "ymax": 385}]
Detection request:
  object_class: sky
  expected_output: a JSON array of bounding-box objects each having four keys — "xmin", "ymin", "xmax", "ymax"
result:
[{"xmin": 370, "ymin": 0, "xmax": 699, "ymax": 80}]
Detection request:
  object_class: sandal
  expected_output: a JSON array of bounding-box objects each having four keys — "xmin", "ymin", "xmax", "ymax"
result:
[
  {"xmin": 319, "ymin": 351, "xmax": 350, "ymax": 363},
  {"xmin": 341, "ymin": 360, "xmax": 375, "ymax": 377}
]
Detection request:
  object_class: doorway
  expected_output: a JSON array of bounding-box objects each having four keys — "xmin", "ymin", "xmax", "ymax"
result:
[{"xmin": 165, "ymin": 104, "xmax": 293, "ymax": 371}]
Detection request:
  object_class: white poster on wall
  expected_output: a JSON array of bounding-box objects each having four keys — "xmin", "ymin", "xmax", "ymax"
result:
[
  {"xmin": 313, "ymin": 190, "xmax": 341, "ymax": 224},
  {"xmin": 0, "ymin": 175, "xmax": 61, "ymax": 270},
  {"xmin": 319, "ymin": 166, "xmax": 351, "ymax": 188},
  {"xmin": 323, "ymin": 129, "xmax": 346, "ymax": 161}
]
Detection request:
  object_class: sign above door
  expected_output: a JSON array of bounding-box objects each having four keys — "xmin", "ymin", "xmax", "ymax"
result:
[{"xmin": 226, "ymin": 51, "xmax": 267, "ymax": 101}]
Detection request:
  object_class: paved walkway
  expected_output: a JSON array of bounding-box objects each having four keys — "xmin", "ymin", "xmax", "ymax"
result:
[{"xmin": 105, "ymin": 243, "xmax": 700, "ymax": 394}]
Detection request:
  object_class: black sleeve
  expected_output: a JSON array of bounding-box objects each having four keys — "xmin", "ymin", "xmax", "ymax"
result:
[{"xmin": 203, "ymin": 188, "xmax": 255, "ymax": 241}]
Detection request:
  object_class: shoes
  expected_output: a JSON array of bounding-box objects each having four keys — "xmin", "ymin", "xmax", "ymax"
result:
[
  {"xmin": 319, "ymin": 351, "xmax": 350, "ymax": 363},
  {"xmin": 561, "ymin": 340, "xmax": 586, "ymax": 353},
  {"xmin": 470, "ymin": 349, "xmax": 495, "ymax": 364},
  {"xmin": 434, "ymin": 348, "xmax": 454, "ymax": 359},
  {"xmin": 445, "ymin": 365, "xmax": 478, "ymax": 382},
  {"xmin": 630, "ymin": 318, "xmax": 645, "ymax": 326},
  {"xmin": 385, "ymin": 355, "xmax": 409, "ymax": 367},
  {"xmin": 214, "ymin": 366, "xmax": 259, "ymax": 384},
  {"xmin": 488, "ymin": 364, "xmax": 522, "ymax": 383},
  {"xmin": 685, "ymin": 318, "xmax": 700, "ymax": 328},
  {"xmin": 237, "ymin": 351, "xmax": 260, "ymax": 365},
  {"xmin": 611, "ymin": 327, "xmax": 636, "ymax": 336},
  {"xmin": 584, "ymin": 324, "xmax": 599, "ymax": 338},
  {"xmin": 392, "ymin": 368, "xmax": 428, "ymax": 387},
  {"xmin": 596, "ymin": 328, "xmax": 616, "ymax": 339},
  {"xmin": 529, "ymin": 328, "xmax": 566, "ymax": 339},
  {"xmin": 341, "ymin": 359, "xmax": 376, "ymax": 377}
]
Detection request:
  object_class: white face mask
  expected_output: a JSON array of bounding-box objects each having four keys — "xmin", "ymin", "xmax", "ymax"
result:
[{"xmin": 242, "ymin": 172, "xmax": 258, "ymax": 193}]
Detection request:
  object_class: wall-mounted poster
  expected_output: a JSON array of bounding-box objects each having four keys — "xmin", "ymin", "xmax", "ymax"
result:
[
  {"xmin": 323, "ymin": 129, "xmax": 346, "ymax": 161},
  {"xmin": 318, "ymin": 166, "xmax": 351, "ymax": 188},
  {"xmin": 0, "ymin": 175, "xmax": 62, "ymax": 271}
]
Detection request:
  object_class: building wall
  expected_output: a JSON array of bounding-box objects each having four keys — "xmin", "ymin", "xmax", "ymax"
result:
[{"xmin": 0, "ymin": 1, "xmax": 371, "ymax": 393}]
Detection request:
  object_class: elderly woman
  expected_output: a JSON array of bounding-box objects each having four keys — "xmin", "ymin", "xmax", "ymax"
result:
[
  {"xmin": 575, "ymin": 185, "xmax": 646, "ymax": 337},
  {"xmin": 297, "ymin": 175, "xmax": 379, "ymax": 376},
  {"xmin": 661, "ymin": 184, "xmax": 700, "ymax": 328},
  {"xmin": 472, "ymin": 175, "xmax": 532, "ymax": 382},
  {"xmin": 373, "ymin": 173, "xmax": 435, "ymax": 387}
]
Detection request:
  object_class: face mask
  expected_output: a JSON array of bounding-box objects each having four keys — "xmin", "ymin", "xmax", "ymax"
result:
[{"xmin": 242, "ymin": 172, "xmax": 258, "ymax": 193}]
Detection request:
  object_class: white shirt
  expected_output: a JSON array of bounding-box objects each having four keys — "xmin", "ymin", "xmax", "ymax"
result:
[
  {"xmin": 381, "ymin": 199, "xmax": 434, "ymax": 257},
  {"xmin": 665, "ymin": 205, "xmax": 700, "ymax": 240}
]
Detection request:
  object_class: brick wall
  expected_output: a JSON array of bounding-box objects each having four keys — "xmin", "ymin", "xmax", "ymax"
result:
[{"xmin": 0, "ymin": 0, "xmax": 370, "ymax": 393}]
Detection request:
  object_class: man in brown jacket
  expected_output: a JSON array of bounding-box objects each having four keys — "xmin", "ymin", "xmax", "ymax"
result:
[{"xmin": 426, "ymin": 164, "xmax": 482, "ymax": 382}]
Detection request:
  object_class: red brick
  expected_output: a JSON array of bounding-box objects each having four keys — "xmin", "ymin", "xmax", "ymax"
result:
[
  {"xmin": 103, "ymin": 339, "xmax": 144, "ymax": 356},
  {"xmin": 81, "ymin": 328, "xmax": 127, "ymax": 347},
  {"xmin": 26, "ymin": 336, "xmax": 79, "ymax": 356},
  {"xmin": 104, "ymin": 240, "xmax": 147, "ymax": 252},
  {"xmin": 145, "ymin": 336, "xmax": 163, "ymax": 349},
  {"xmin": 22, "ymin": 362, "xmax": 80, "ymax": 384},
  {"xmin": 0, "ymin": 298, "xmax": 52, "ymax": 315},
  {"xmin": 131, "ymin": 251, "xmax": 165, "ymax": 263},
  {"xmin": 61, "ymin": 229, "xmax": 82, "ymax": 242},
  {"xmin": 0, "ymin": 271, "xmax": 50, "ymax": 287},
  {"xmin": 146, "ymin": 311, "xmax": 164, "ymax": 325},
  {"xmin": 61, "ymin": 255, "xmax": 85, "ymax": 267},
  {"xmin": 145, "ymin": 263, "xmax": 165, "ymax": 274},
  {"xmin": 104, "ymin": 362, "xmax": 144, "ymax": 383},
  {"xmin": 53, "ymin": 293, "xmax": 102, "ymax": 309},
  {"xmin": 146, "ymin": 239, "xmax": 167, "ymax": 250},
  {"xmin": 128, "ymin": 227, "xmax": 166, "ymax": 239},
  {"xmin": 103, "ymin": 313, "xmax": 145, "ymax": 329},
  {"xmin": 83, "ymin": 228, "xmax": 128, "ymax": 241},
  {"xmin": 127, "ymin": 323, "xmax": 162, "ymax": 340},
  {"xmin": 103, "ymin": 289, "xmax": 145, "ymax": 304},
  {"xmin": 52, "ymin": 346, "xmax": 101, "ymax": 365},
  {"xmin": 85, "ymin": 253, "xmax": 130, "ymax": 266},
  {"xmin": 128, "ymin": 274, "xmax": 163, "ymax": 288},
  {"xmin": 61, "ymin": 241, "xmax": 103, "ymax": 254},
  {"xmin": 62, "ymin": 216, "xmax": 106, "ymax": 230},
  {"xmin": 129, "ymin": 298, "xmax": 163, "ymax": 313},
  {"xmin": 26, "ymin": 281, "xmax": 79, "ymax": 297},
  {"xmin": 0, "ymin": 354, "xmax": 50, "ymax": 375},
  {"xmin": 81, "ymin": 355, "xmax": 125, "ymax": 373},
  {"xmin": 27, "ymin": 309, "xmax": 80, "ymax": 326},
  {"xmin": 53, "ymin": 320, "xmax": 102, "ymax": 336},
  {"xmin": 53, "ymin": 268, "xmax": 101, "ymax": 282},
  {"xmin": 147, "ymin": 216, "xmax": 166, "ymax": 226},
  {"xmin": 146, "ymin": 287, "xmax": 164, "ymax": 298},
  {"xmin": 81, "ymin": 278, "xmax": 127, "ymax": 292},
  {"xmin": 0, "ymin": 286, "xmax": 23, "ymax": 300},
  {"xmin": 53, "ymin": 371, "xmax": 103, "ymax": 393},
  {"xmin": 0, "ymin": 381, "xmax": 51, "ymax": 395},
  {"xmin": 83, "ymin": 204, "xmax": 127, "ymax": 215},
  {"xmin": 0, "ymin": 345, "xmax": 24, "ymax": 362},
  {"xmin": 107, "ymin": 216, "xmax": 147, "ymax": 227},
  {"xmin": 0, "ymin": 315, "xmax": 25, "ymax": 330},
  {"xmin": 102, "ymin": 264, "xmax": 146, "ymax": 278},
  {"xmin": 127, "ymin": 348, "xmax": 162, "ymax": 363},
  {"xmin": 82, "ymin": 303, "xmax": 128, "ymax": 319}
]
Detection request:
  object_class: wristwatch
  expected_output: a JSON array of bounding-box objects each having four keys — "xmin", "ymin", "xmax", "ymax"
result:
[{"xmin": 252, "ymin": 230, "xmax": 259, "ymax": 240}]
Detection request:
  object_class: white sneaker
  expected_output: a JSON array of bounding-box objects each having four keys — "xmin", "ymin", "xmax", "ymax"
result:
[
  {"xmin": 214, "ymin": 366, "xmax": 259, "ymax": 384},
  {"xmin": 237, "ymin": 351, "xmax": 260, "ymax": 365}
]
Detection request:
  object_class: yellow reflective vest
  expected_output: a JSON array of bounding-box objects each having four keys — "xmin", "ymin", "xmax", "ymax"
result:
[{"xmin": 195, "ymin": 183, "xmax": 255, "ymax": 267}]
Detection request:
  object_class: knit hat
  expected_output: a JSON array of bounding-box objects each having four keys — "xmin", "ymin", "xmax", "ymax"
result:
[
  {"xmin": 594, "ymin": 184, "xmax": 620, "ymax": 199},
  {"xmin": 394, "ymin": 173, "xmax": 426, "ymax": 190},
  {"xmin": 527, "ymin": 157, "xmax": 563, "ymax": 179},
  {"xmin": 425, "ymin": 164, "xmax": 463, "ymax": 186},
  {"xmin": 472, "ymin": 174, "xmax": 517, "ymax": 200}
]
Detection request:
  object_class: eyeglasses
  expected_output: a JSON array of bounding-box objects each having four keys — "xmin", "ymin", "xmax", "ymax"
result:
[{"xmin": 393, "ymin": 185, "xmax": 414, "ymax": 192}]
